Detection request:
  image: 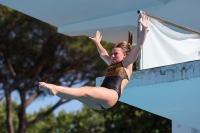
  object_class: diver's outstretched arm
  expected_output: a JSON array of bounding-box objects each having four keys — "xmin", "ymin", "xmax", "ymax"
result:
[
  {"xmin": 123, "ymin": 13, "xmax": 149, "ymax": 67},
  {"xmin": 89, "ymin": 31, "xmax": 111, "ymax": 65}
]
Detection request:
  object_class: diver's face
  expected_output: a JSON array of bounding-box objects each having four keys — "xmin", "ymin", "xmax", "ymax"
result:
[{"xmin": 111, "ymin": 47, "xmax": 126, "ymax": 64}]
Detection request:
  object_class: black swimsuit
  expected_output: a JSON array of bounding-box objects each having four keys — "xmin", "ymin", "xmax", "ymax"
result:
[{"xmin": 100, "ymin": 62, "xmax": 129, "ymax": 109}]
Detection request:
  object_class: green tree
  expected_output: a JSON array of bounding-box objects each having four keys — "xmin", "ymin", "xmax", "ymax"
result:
[
  {"xmin": 0, "ymin": 101, "xmax": 19, "ymax": 133},
  {"xmin": 0, "ymin": 101, "xmax": 171, "ymax": 133},
  {"xmin": 33, "ymin": 106, "xmax": 105, "ymax": 133},
  {"xmin": 26, "ymin": 102, "xmax": 171, "ymax": 133},
  {"xmin": 0, "ymin": 4, "xmax": 112, "ymax": 133},
  {"xmin": 101, "ymin": 102, "xmax": 171, "ymax": 133}
]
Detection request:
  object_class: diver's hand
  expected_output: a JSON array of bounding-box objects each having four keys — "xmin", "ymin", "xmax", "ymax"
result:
[
  {"xmin": 89, "ymin": 31, "xmax": 102, "ymax": 44},
  {"xmin": 139, "ymin": 13, "xmax": 149, "ymax": 30}
]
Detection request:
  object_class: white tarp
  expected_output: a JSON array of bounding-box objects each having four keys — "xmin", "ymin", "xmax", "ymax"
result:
[{"xmin": 142, "ymin": 18, "xmax": 200, "ymax": 69}]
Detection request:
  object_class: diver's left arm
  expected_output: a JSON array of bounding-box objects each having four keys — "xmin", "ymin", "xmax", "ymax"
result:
[{"xmin": 123, "ymin": 13, "xmax": 149, "ymax": 68}]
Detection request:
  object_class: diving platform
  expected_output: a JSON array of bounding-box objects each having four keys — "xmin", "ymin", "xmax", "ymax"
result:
[{"xmin": 96, "ymin": 60, "xmax": 200, "ymax": 132}]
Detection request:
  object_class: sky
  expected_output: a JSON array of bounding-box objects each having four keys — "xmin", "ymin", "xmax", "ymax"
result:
[
  {"xmin": 9, "ymin": 82, "xmax": 91, "ymax": 115},
  {"xmin": 11, "ymin": 90, "xmax": 83, "ymax": 115},
  {"xmin": 27, "ymin": 95, "xmax": 83, "ymax": 114}
]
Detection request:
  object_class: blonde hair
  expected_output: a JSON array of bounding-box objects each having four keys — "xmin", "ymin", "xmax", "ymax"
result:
[
  {"xmin": 114, "ymin": 41, "xmax": 132, "ymax": 55},
  {"xmin": 114, "ymin": 31, "xmax": 133, "ymax": 55}
]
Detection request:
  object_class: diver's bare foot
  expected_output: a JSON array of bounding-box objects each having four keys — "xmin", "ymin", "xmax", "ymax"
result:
[{"xmin": 39, "ymin": 82, "xmax": 58, "ymax": 95}]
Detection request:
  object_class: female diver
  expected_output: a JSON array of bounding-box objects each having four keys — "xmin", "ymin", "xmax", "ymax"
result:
[{"xmin": 39, "ymin": 13, "xmax": 149, "ymax": 110}]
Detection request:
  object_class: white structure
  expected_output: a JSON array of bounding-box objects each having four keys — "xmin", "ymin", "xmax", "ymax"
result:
[
  {"xmin": 1, "ymin": 1, "xmax": 200, "ymax": 132},
  {"xmin": 141, "ymin": 17, "xmax": 200, "ymax": 69},
  {"xmin": 1, "ymin": 0, "xmax": 200, "ymax": 44},
  {"xmin": 96, "ymin": 60, "xmax": 200, "ymax": 132}
]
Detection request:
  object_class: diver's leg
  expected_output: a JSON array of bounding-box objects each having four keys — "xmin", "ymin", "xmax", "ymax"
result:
[
  {"xmin": 77, "ymin": 97, "xmax": 107, "ymax": 110},
  {"xmin": 39, "ymin": 82, "xmax": 118, "ymax": 108}
]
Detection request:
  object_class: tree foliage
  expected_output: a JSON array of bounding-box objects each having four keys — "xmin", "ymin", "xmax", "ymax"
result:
[
  {"xmin": 0, "ymin": 101, "xmax": 171, "ymax": 133},
  {"xmin": 0, "ymin": 4, "xmax": 112, "ymax": 133},
  {"xmin": 101, "ymin": 102, "xmax": 171, "ymax": 133}
]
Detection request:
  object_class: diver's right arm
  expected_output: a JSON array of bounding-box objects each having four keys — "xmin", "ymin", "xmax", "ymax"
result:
[{"xmin": 89, "ymin": 31, "xmax": 111, "ymax": 65}]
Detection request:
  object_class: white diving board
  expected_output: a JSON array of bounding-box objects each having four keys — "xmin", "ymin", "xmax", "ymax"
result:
[{"xmin": 96, "ymin": 60, "xmax": 200, "ymax": 131}]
